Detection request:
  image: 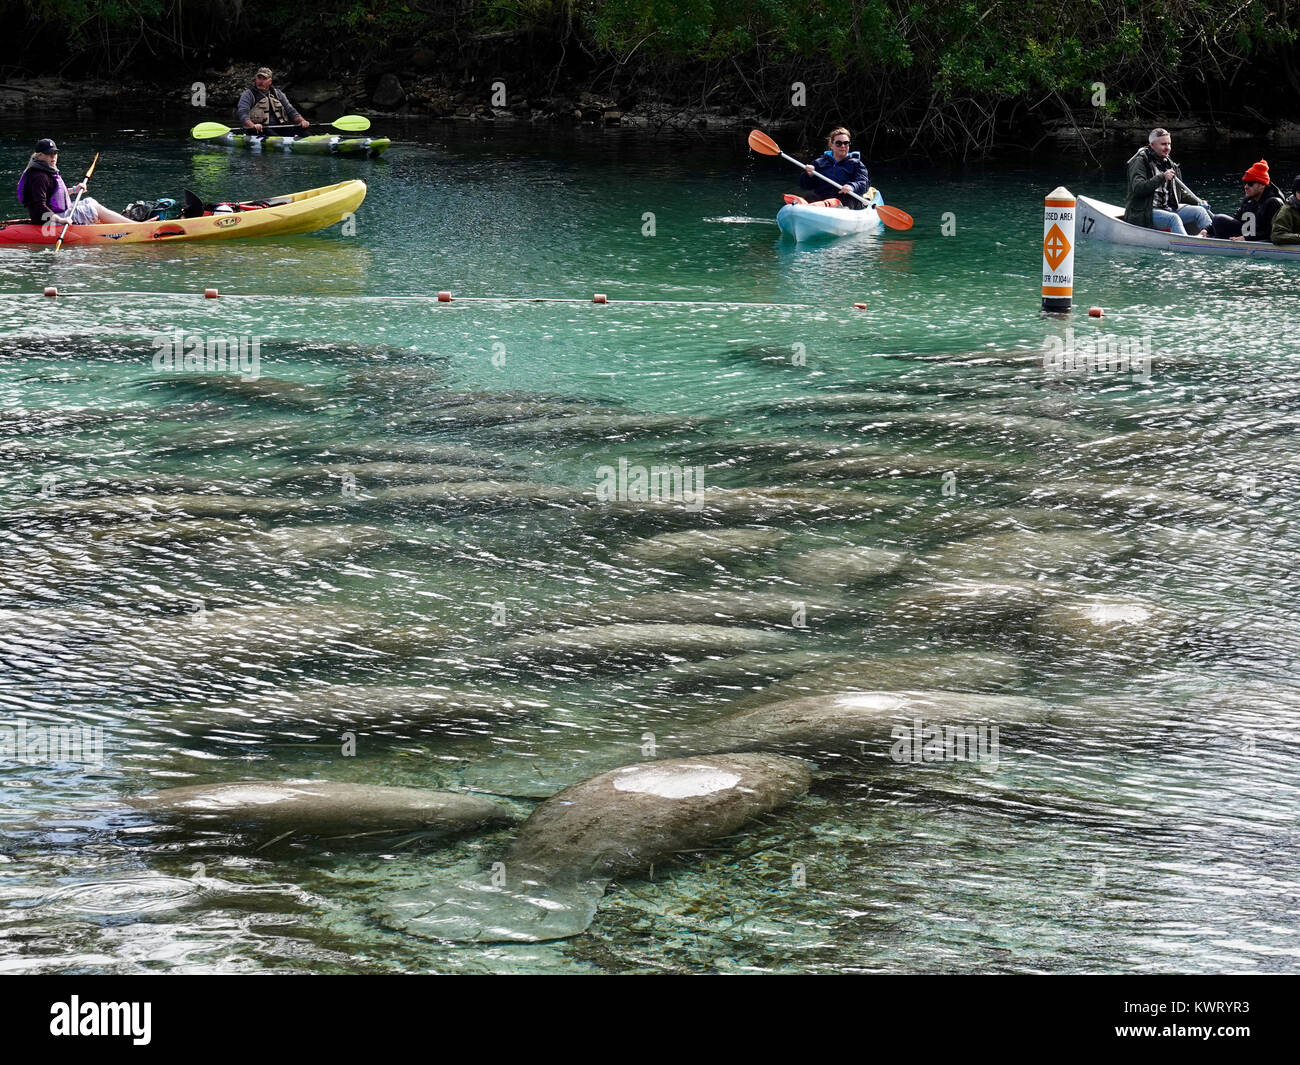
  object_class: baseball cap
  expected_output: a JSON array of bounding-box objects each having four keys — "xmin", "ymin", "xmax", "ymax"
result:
[
  {"xmin": 35, "ymin": 138, "xmax": 58, "ymax": 154},
  {"xmin": 256, "ymin": 67, "xmax": 273, "ymax": 78}
]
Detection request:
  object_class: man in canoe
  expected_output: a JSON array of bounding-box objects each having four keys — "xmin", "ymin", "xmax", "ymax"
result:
[
  {"xmin": 800, "ymin": 127, "xmax": 870, "ymax": 207},
  {"xmin": 1211, "ymin": 160, "xmax": 1285, "ymax": 241},
  {"xmin": 1123, "ymin": 128, "xmax": 1213, "ymax": 237},
  {"xmin": 1271, "ymin": 174, "xmax": 1300, "ymax": 245},
  {"xmin": 17, "ymin": 139, "xmax": 132, "ymax": 227},
  {"xmin": 237, "ymin": 67, "xmax": 310, "ymax": 134}
]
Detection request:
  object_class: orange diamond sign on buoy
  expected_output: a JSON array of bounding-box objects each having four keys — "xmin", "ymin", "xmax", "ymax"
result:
[{"xmin": 1043, "ymin": 223, "xmax": 1071, "ymax": 272}]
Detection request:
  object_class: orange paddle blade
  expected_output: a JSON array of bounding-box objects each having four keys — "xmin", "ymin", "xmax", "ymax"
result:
[
  {"xmin": 876, "ymin": 204, "xmax": 913, "ymax": 231},
  {"xmin": 747, "ymin": 129, "xmax": 781, "ymax": 156}
]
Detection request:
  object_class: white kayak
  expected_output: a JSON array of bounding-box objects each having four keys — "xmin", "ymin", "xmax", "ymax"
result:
[
  {"xmin": 776, "ymin": 195, "xmax": 885, "ymax": 241},
  {"xmin": 1077, "ymin": 195, "xmax": 1300, "ymax": 261}
]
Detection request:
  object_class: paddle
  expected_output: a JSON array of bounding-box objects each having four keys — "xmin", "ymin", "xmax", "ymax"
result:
[
  {"xmin": 53, "ymin": 152, "xmax": 99, "ymax": 253},
  {"xmin": 747, "ymin": 129, "xmax": 914, "ymax": 231},
  {"xmin": 189, "ymin": 115, "xmax": 372, "ymax": 140}
]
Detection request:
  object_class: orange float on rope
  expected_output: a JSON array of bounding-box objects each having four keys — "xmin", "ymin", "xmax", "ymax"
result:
[
  {"xmin": 204, "ymin": 288, "xmax": 219, "ymax": 299},
  {"xmin": 437, "ymin": 291, "xmax": 453, "ymax": 302},
  {"xmin": 592, "ymin": 293, "xmax": 608, "ymax": 303},
  {"xmin": 1088, "ymin": 306, "xmax": 1104, "ymax": 317},
  {"xmin": 853, "ymin": 302, "xmax": 866, "ymax": 310},
  {"xmin": 43, "ymin": 286, "xmax": 57, "ymax": 297}
]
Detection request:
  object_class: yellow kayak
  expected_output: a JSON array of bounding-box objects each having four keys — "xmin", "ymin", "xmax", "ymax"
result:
[{"xmin": 0, "ymin": 180, "xmax": 366, "ymax": 246}]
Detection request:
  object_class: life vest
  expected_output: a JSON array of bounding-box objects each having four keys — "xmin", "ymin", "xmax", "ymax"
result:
[
  {"xmin": 16, "ymin": 161, "xmax": 69, "ymax": 214},
  {"xmin": 247, "ymin": 89, "xmax": 289, "ymax": 126}
]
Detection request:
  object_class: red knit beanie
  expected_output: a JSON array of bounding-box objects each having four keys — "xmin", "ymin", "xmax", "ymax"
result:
[{"xmin": 1242, "ymin": 160, "xmax": 1270, "ymax": 185}]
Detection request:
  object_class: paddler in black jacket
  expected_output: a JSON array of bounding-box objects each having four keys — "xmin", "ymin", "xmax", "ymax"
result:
[
  {"xmin": 237, "ymin": 67, "xmax": 310, "ymax": 134},
  {"xmin": 16, "ymin": 138, "xmax": 131, "ymax": 226},
  {"xmin": 1211, "ymin": 159, "xmax": 1285, "ymax": 241}
]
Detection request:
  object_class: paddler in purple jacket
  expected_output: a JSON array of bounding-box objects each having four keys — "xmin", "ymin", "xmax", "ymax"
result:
[
  {"xmin": 799, "ymin": 127, "xmax": 871, "ymax": 208},
  {"xmin": 17, "ymin": 139, "xmax": 131, "ymax": 226}
]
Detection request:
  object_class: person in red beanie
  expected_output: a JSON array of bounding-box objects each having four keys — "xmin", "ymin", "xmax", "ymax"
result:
[{"xmin": 1211, "ymin": 160, "xmax": 1285, "ymax": 241}]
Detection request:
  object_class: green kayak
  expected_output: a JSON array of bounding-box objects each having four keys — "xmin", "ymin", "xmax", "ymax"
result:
[{"xmin": 207, "ymin": 132, "xmax": 390, "ymax": 158}]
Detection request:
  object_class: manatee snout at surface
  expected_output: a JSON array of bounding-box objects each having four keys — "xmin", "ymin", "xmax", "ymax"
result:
[{"xmin": 377, "ymin": 753, "xmax": 811, "ymax": 943}]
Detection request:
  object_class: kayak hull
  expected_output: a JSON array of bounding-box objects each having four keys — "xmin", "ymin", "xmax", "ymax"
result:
[
  {"xmin": 1077, "ymin": 195, "xmax": 1300, "ymax": 260},
  {"xmin": 0, "ymin": 180, "xmax": 366, "ymax": 246},
  {"xmin": 776, "ymin": 201, "xmax": 884, "ymax": 241},
  {"xmin": 211, "ymin": 133, "xmax": 390, "ymax": 158}
]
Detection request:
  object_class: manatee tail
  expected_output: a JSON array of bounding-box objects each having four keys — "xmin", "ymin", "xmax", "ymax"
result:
[{"xmin": 376, "ymin": 870, "xmax": 609, "ymax": 943}]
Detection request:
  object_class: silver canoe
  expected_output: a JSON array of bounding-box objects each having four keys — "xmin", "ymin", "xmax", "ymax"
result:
[{"xmin": 1077, "ymin": 195, "xmax": 1300, "ymax": 261}]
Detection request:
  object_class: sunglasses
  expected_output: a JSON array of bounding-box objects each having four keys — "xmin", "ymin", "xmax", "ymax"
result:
[{"xmin": 833, "ymin": 140, "xmax": 850, "ymax": 146}]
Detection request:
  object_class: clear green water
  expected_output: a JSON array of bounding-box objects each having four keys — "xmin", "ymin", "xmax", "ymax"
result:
[{"xmin": 1, "ymin": 123, "xmax": 1298, "ymax": 973}]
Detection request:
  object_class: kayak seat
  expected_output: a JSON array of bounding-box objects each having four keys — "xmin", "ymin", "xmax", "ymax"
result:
[{"xmin": 783, "ymin": 194, "xmax": 808, "ymax": 205}]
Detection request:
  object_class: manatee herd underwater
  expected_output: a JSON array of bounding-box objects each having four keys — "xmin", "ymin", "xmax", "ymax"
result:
[{"xmin": 4, "ymin": 332, "xmax": 1291, "ymax": 948}]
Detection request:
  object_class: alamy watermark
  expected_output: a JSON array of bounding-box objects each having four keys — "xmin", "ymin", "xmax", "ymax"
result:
[
  {"xmin": 890, "ymin": 718, "xmax": 999, "ymax": 768},
  {"xmin": 594, "ymin": 457, "xmax": 706, "ymax": 511},
  {"xmin": 1043, "ymin": 328, "xmax": 1151, "ymax": 383},
  {"xmin": 1, "ymin": 719, "xmax": 104, "ymax": 766},
  {"xmin": 151, "ymin": 329, "xmax": 261, "ymax": 380}
]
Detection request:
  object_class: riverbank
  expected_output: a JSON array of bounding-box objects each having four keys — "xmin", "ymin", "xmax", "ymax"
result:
[{"xmin": 5, "ymin": 72, "xmax": 1299, "ymax": 155}]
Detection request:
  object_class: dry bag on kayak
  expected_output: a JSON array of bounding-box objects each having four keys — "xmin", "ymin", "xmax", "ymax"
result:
[{"xmin": 121, "ymin": 197, "xmax": 179, "ymax": 222}]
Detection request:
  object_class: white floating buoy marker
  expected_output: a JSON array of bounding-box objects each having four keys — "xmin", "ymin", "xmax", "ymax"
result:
[
  {"xmin": 43, "ymin": 286, "xmax": 57, "ymax": 298},
  {"xmin": 1041, "ymin": 186, "xmax": 1075, "ymax": 313},
  {"xmin": 592, "ymin": 293, "xmax": 608, "ymax": 304}
]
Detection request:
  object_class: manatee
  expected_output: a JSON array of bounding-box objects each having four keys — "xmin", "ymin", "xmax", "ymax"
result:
[
  {"xmin": 886, "ymin": 580, "xmax": 1065, "ymax": 633},
  {"xmin": 188, "ymin": 683, "xmax": 547, "ymax": 736},
  {"xmin": 232, "ymin": 523, "xmax": 393, "ymax": 562},
  {"xmin": 890, "ymin": 505, "xmax": 1093, "ymax": 541},
  {"xmin": 489, "ymin": 622, "xmax": 792, "ymax": 666},
  {"xmin": 779, "ymin": 545, "xmax": 907, "ymax": 586},
  {"xmin": 319, "ymin": 439, "xmax": 512, "ymax": 468},
  {"xmin": 784, "ymin": 453, "xmax": 1020, "ymax": 481},
  {"xmin": 540, "ymin": 589, "xmax": 857, "ymax": 630},
  {"xmin": 727, "ymin": 651, "xmax": 1028, "ymax": 707},
  {"xmin": 618, "ymin": 527, "xmax": 791, "ymax": 566},
  {"xmin": 149, "ymin": 419, "xmax": 325, "ymax": 457},
  {"xmin": 2, "ymin": 492, "xmax": 316, "ymax": 527},
  {"xmin": 491, "ymin": 413, "xmax": 708, "ymax": 442},
  {"xmin": 756, "ymin": 390, "xmax": 931, "ymax": 415},
  {"xmin": 1022, "ymin": 478, "xmax": 1240, "ymax": 522},
  {"xmin": 266, "ymin": 462, "xmax": 522, "ymax": 489},
  {"xmin": 37, "ymin": 604, "xmax": 453, "ymax": 679},
  {"xmin": 1072, "ymin": 429, "xmax": 1213, "ymax": 466},
  {"xmin": 354, "ymin": 481, "xmax": 582, "ymax": 512},
  {"xmin": 671, "ymin": 689, "xmax": 1052, "ymax": 759},
  {"xmin": 827, "ymin": 409, "xmax": 1103, "ymax": 444},
  {"xmin": 140, "ymin": 374, "xmax": 335, "ymax": 410},
  {"xmin": 377, "ymin": 753, "xmax": 811, "ymax": 942},
  {"xmin": 583, "ymin": 486, "xmax": 902, "ymax": 527},
  {"xmin": 915, "ymin": 529, "xmax": 1137, "ymax": 581},
  {"xmin": 633, "ymin": 649, "xmax": 858, "ymax": 693},
  {"xmin": 0, "ymin": 407, "xmax": 124, "ymax": 434},
  {"xmin": 126, "ymin": 780, "xmax": 515, "ymax": 838},
  {"xmin": 693, "ymin": 486, "xmax": 904, "ymax": 523},
  {"xmin": 390, "ymin": 397, "xmax": 619, "ymax": 431},
  {"xmin": 1030, "ymin": 595, "xmax": 1189, "ymax": 661}
]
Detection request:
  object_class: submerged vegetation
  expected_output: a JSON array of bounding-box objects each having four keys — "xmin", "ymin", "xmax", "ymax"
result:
[{"xmin": 4, "ymin": 0, "xmax": 1298, "ymax": 154}]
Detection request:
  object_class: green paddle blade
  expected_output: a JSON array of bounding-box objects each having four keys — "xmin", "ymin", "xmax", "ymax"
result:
[
  {"xmin": 190, "ymin": 122, "xmax": 236, "ymax": 140},
  {"xmin": 330, "ymin": 114, "xmax": 371, "ymax": 132}
]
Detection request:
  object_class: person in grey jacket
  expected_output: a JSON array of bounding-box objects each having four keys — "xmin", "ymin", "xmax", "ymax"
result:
[
  {"xmin": 1123, "ymin": 128, "xmax": 1212, "ymax": 236},
  {"xmin": 237, "ymin": 68, "xmax": 310, "ymax": 134}
]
